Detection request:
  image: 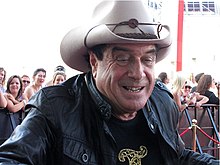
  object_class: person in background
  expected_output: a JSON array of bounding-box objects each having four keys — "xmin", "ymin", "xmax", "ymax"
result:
[
  {"xmin": 0, "ymin": 67, "xmax": 7, "ymax": 108},
  {"xmin": 183, "ymin": 80, "xmax": 193, "ymax": 97},
  {"xmin": 0, "ymin": 75, "xmax": 27, "ymax": 145},
  {"xmin": 21, "ymin": 75, "xmax": 30, "ymax": 93},
  {"xmin": 0, "ymin": 90, "xmax": 7, "ymax": 109},
  {"xmin": 172, "ymin": 74, "xmax": 209, "ymax": 112},
  {"xmin": 45, "ymin": 65, "xmax": 66, "ymax": 86},
  {"xmin": 191, "ymin": 72, "xmax": 204, "ymax": 93},
  {"xmin": 196, "ymin": 74, "xmax": 219, "ymax": 105},
  {"xmin": 216, "ymin": 82, "xmax": 220, "ymax": 99},
  {"xmin": 23, "ymin": 68, "xmax": 46, "ymax": 100},
  {"xmin": 209, "ymin": 78, "xmax": 219, "ymax": 97},
  {"xmin": 0, "ymin": 1, "xmax": 218, "ymax": 165},
  {"xmin": 0, "ymin": 67, "xmax": 6, "ymax": 93},
  {"xmin": 157, "ymin": 72, "xmax": 170, "ymax": 85},
  {"xmin": 189, "ymin": 72, "xmax": 196, "ymax": 85},
  {"xmin": 172, "ymin": 74, "xmax": 197, "ymax": 112},
  {"xmin": 52, "ymin": 71, "xmax": 66, "ymax": 85}
]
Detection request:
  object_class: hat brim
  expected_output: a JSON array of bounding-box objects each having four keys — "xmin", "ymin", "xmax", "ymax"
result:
[{"xmin": 60, "ymin": 24, "xmax": 172, "ymax": 72}]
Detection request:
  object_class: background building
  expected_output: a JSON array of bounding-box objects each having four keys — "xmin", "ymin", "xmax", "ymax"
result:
[{"xmin": 148, "ymin": 0, "xmax": 220, "ymax": 81}]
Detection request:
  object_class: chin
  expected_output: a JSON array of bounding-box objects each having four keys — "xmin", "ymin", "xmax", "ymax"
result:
[{"xmin": 125, "ymin": 102, "xmax": 146, "ymax": 111}]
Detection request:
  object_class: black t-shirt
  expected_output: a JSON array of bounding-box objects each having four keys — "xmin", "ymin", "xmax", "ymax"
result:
[{"xmin": 107, "ymin": 110, "xmax": 164, "ymax": 165}]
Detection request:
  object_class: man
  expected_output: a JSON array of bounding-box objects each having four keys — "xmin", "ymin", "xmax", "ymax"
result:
[
  {"xmin": 21, "ymin": 74, "xmax": 31, "ymax": 93},
  {"xmin": 0, "ymin": 1, "xmax": 218, "ymax": 165},
  {"xmin": 157, "ymin": 72, "xmax": 170, "ymax": 85}
]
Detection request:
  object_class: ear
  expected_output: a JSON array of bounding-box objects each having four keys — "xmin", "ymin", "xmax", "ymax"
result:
[{"xmin": 89, "ymin": 51, "xmax": 98, "ymax": 78}]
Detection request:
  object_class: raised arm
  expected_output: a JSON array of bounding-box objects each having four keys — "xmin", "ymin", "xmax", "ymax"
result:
[{"xmin": 0, "ymin": 91, "xmax": 7, "ymax": 108}]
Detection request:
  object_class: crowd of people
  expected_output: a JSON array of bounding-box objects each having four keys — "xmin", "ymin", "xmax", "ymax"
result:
[
  {"xmin": 0, "ymin": 0, "xmax": 219, "ymax": 164},
  {"xmin": 156, "ymin": 71, "xmax": 220, "ymax": 112},
  {"xmin": 0, "ymin": 66, "xmax": 67, "ymax": 145}
]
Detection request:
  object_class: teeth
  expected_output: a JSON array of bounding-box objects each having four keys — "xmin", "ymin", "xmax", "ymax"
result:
[{"xmin": 125, "ymin": 87, "xmax": 142, "ymax": 92}]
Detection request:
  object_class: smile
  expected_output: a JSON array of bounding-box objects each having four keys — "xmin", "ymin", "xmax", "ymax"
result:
[{"xmin": 123, "ymin": 86, "xmax": 144, "ymax": 92}]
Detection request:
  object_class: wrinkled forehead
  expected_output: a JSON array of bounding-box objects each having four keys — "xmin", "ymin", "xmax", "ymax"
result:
[
  {"xmin": 22, "ymin": 76, "xmax": 30, "ymax": 80},
  {"xmin": 106, "ymin": 43, "xmax": 157, "ymax": 51}
]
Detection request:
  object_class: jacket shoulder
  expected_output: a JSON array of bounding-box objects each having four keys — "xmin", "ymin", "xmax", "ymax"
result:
[
  {"xmin": 26, "ymin": 74, "xmax": 85, "ymax": 110},
  {"xmin": 42, "ymin": 74, "xmax": 85, "ymax": 98},
  {"xmin": 154, "ymin": 80, "xmax": 173, "ymax": 98}
]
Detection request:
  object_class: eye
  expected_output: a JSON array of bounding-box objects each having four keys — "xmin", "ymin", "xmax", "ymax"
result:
[
  {"xmin": 142, "ymin": 55, "xmax": 156, "ymax": 66},
  {"xmin": 115, "ymin": 55, "xmax": 130, "ymax": 66}
]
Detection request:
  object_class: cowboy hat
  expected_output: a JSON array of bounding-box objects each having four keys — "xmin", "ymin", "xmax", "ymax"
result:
[{"xmin": 60, "ymin": 0, "xmax": 172, "ymax": 72}]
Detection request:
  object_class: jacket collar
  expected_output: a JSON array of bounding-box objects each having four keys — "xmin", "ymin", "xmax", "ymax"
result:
[{"xmin": 84, "ymin": 72, "xmax": 112, "ymax": 120}]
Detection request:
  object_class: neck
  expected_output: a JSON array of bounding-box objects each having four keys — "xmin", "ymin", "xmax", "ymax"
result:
[
  {"xmin": 11, "ymin": 93, "xmax": 18, "ymax": 99},
  {"xmin": 33, "ymin": 83, "xmax": 41, "ymax": 90}
]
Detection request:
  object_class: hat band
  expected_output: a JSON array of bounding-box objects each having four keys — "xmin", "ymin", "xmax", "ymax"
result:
[{"xmin": 84, "ymin": 19, "xmax": 167, "ymax": 49}]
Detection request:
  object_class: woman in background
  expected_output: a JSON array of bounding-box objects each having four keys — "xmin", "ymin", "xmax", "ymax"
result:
[
  {"xmin": 0, "ymin": 75, "xmax": 27, "ymax": 145},
  {"xmin": 0, "ymin": 91, "xmax": 7, "ymax": 108},
  {"xmin": 172, "ymin": 74, "xmax": 209, "ymax": 112},
  {"xmin": 196, "ymin": 74, "xmax": 219, "ymax": 105},
  {"xmin": 52, "ymin": 71, "xmax": 66, "ymax": 85},
  {"xmin": 24, "ymin": 68, "xmax": 46, "ymax": 100},
  {"xmin": 0, "ymin": 67, "xmax": 6, "ymax": 93}
]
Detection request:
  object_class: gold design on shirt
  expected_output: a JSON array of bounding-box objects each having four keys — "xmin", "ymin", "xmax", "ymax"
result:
[{"xmin": 118, "ymin": 145, "xmax": 148, "ymax": 165}]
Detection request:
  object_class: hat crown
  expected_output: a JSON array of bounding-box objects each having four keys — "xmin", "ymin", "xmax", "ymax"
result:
[
  {"xmin": 60, "ymin": 0, "xmax": 172, "ymax": 72},
  {"xmin": 92, "ymin": 1, "xmax": 156, "ymax": 35}
]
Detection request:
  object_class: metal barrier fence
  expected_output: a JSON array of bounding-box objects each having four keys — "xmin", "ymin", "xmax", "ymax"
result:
[{"xmin": 178, "ymin": 104, "xmax": 220, "ymax": 159}]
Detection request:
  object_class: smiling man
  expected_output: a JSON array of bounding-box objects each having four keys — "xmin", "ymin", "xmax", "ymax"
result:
[
  {"xmin": 90, "ymin": 44, "xmax": 157, "ymax": 121},
  {"xmin": 0, "ymin": 0, "xmax": 219, "ymax": 165}
]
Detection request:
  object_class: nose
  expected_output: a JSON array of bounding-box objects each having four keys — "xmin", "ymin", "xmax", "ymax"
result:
[{"xmin": 127, "ymin": 60, "xmax": 144, "ymax": 80}]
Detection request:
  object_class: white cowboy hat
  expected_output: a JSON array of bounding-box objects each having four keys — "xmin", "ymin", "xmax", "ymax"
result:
[{"xmin": 60, "ymin": 0, "xmax": 172, "ymax": 72}]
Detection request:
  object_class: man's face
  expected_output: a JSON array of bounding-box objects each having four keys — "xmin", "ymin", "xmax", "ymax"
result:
[
  {"xmin": 22, "ymin": 76, "xmax": 30, "ymax": 89},
  {"xmin": 90, "ymin": 43, "xmax": 156, "ymax": 114}
]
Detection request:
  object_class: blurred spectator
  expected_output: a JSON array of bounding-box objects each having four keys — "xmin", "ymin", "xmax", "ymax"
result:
[
  {"xmin": 216, "ymin": 82, "xmax": 220, "ymax": 98},
  {"xmin": 0, "ymin": 67, "xmax": 7, "ymax": 108},
  {"xmin": 196, "ymin": 74, "xmax": 219, "ymax": 105},
  {"xmin": 191, "ymin": 72, "xmax": 204, "ymax": 93},
  {"xmin": 0, "ymin": 67, "xmax": 6, "ymax": 93},
  {"xmin": 0, "ymin": 75, "xmax": 27, "ymax": 145},
  {"xmin": 0, "ymin": 90, "xmax": 7, "ymax": 108},
  {"xmin": 172, "ymin": 74, "xmax": 209, "ymax": 112},
  {"xmin": 209, "ymin": 78, "xmax": 219, "ymax": 97},
  {"xmin": 21, "ymin": 75, "xmax": 30, "ymax": 93},
  {"xmin": 172, "ymin": 74, "xmax": 195, "ymax": 112},
  {"xmin": 45, "ymin": 65, "xmax": 66, "ymax": 86},
  {"xmin": 23, "ymin": 68, "xmax": 46, "ymax": 100},
  {"xmin": 189, "ymin": 73, "xmax": 196, "ymax": 85},
  {"xmin": 4, "ymin": 75, "xmax": 26, "ymax": 112},
  {"xmin": 52, "ymin": 71, "xmax": 66, "ymax": 85},
  {"xmin": 157, "ymin": 72, "xmax": 170, "ymax": 85},
  {"xmin": 183, "ymin": 80, "xmax": 193, "ymax": 97}
]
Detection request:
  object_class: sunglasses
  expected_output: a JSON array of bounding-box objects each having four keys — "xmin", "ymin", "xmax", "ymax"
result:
[
  {"xmin": 184, "ymin": 86, "xmax": 191, "ymax": 89},
  {"xmin": 22, "ymin": 80, "xmax": 30, "ymax": 84}
]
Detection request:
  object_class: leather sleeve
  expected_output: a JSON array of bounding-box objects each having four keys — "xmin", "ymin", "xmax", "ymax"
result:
[
  {"xmin": 0, "ymin": 107, "xmax": 57, "ymax": 165},
  {"xmin": 178, "ymin": 148, "xmax": 219, "ymax": 165}
]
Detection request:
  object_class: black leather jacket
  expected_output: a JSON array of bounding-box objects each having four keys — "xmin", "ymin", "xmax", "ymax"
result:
[{"xmin": 0, "ymin": 73, "xmax": 218, "ymax": 165}]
